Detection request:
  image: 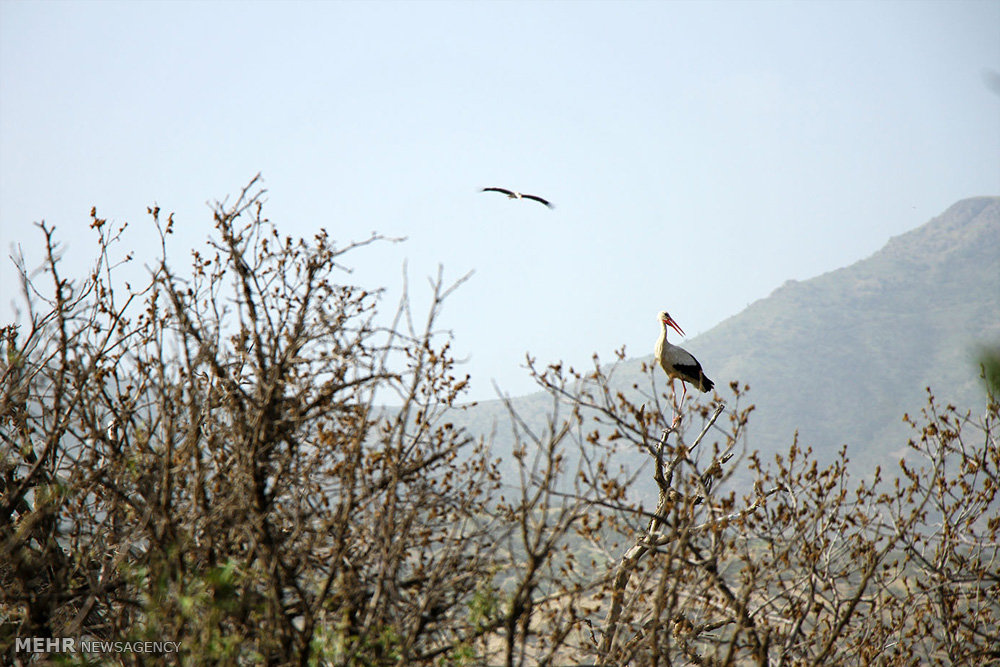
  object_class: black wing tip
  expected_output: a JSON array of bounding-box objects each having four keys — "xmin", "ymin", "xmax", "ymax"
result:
[
  {"xmin": 523, "ymin": 194, "xmax": 555, "ymax": 208},
  {"xmin": 674, "ymin": 364, "xmax": 713, "ymax": 392}
]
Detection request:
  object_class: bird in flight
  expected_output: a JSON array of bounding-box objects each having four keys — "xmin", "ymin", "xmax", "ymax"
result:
[
  {"xmin": 655, "ymin": 310, "xmax": 714, "ymax": 422},
  {"xmin": 481, "ymin": 187, "xmax": 553, "ymax": 208}
]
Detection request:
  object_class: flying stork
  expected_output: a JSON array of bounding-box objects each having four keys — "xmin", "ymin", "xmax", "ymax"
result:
[
  {"xmin": 481, "ymin": 187, "xmax": 554, "ymax": 208},
  {"xmin": 655, "ymin": 310, "xmax": 714, "ymax": 412}
]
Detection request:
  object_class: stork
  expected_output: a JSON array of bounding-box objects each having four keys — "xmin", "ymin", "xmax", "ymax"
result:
[
  {"xmin": 481, "ymin": 187, "xmax": 553, "ymax": 208},
  {"xmin": 655, "ymin": 310, "xmax": 714, "ymax": 417}
]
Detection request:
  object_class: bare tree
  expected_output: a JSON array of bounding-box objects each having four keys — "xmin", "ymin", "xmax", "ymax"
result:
[
  {"xmin": 499, "ymin": 354, "xmax": 998, "ymax": 665},
  {"xmin": 3, "ymin": 178, "xmax": 997, "ymax": 665},
  {"xmin": 2, "ymin": 178, "xmax": 503, "ymax": 665}
]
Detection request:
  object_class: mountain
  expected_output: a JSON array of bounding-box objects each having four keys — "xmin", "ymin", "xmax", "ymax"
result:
[
  {"xmin": 684, "ymin": 196, "xmax": 999, "ymax": 470},
  {"xmin": 453, "ymin": 197, "xmax": 1000, "ymax": 476}
]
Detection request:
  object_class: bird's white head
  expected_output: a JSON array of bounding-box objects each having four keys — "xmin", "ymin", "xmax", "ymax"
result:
[{"xmin": 658, "ymin": 310, "xmax": 686, "ymax": 337}]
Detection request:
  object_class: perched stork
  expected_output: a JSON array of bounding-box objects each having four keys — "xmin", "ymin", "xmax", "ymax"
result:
[
  {"xmin": 481, "ymin": 187, "xmax": 553, "ymax": 208},
  {"xmin": 655, "ymin": 310, "xmax": 714, "ymax": 410}
]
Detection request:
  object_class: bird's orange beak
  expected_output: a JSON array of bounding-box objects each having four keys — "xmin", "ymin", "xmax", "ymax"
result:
[{"xmin": 663, "ymin": 315, "xmax": 685, "ymax": 337}]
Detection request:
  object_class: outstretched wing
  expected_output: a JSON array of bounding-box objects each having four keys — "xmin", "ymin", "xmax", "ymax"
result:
[
  {"xmin": 481, "ymin": 187, "xmax": 515, "ymax": 196},
  {"xmin": 521, "ymin": 193, "xmax": 554, "ymax": 208}
]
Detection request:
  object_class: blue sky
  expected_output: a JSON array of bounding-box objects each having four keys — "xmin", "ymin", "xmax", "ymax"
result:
[{"xmin": 2, "ymin": 0, "xmax": 998, "ymax": 400}]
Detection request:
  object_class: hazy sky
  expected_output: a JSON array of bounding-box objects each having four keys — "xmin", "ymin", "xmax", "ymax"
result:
[{"xmin": 2, "ymin": 1, "xmax": 998, "ymax": 400}]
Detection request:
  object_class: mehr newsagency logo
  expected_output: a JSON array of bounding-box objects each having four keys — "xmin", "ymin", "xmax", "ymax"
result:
[{"xmin": 15, "ymin": 637, "xmax": 181, "ymax": 655}]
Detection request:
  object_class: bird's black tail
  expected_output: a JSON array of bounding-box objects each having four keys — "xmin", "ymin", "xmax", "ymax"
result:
[{"xmin": 699, "ymin": 375, "xmax": 715, "ymax": 393}]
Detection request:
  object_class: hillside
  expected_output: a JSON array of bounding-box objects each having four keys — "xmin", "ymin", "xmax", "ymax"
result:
[{"xmin": 453, "ymin": 197, "xmax": 1000, "ymax": 475}]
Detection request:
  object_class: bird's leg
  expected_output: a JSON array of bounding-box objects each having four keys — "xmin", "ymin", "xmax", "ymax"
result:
[
  {"xmin": 669, "ymin": 378, "xmax": 682, "ymax": 427},
  {"xmin": 673, "ymin": 382, "xmax": 690, "ymax": 427}
]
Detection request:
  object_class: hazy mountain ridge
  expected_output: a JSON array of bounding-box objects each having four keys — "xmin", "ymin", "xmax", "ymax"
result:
[
  {"xmin": 454, "ymin": 197, "xmax": 1000, "ymax": 474},
  {"xmin": 687, "ymin": 197, "xmax": 998, "ymax": 461}
]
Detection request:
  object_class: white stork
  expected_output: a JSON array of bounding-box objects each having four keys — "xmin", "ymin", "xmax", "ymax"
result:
[
  {"xmin": 481, "ymin": 187, "xmax": 553, "ymax": 208},
  {"xmin": 655, "ymin": 310, "xmax": 714, "ymax": 410}
]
